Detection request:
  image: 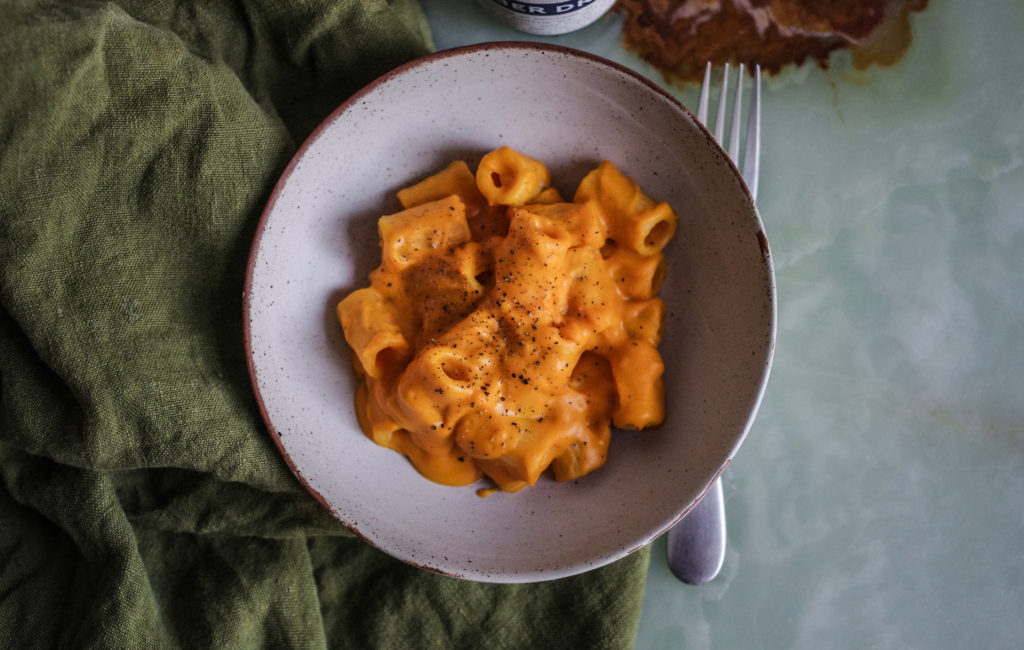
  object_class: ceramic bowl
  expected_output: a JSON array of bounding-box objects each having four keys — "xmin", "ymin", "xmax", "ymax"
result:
[{"xmin": 244, "ymin": 42, "xmax": 775, "ymax": 582}]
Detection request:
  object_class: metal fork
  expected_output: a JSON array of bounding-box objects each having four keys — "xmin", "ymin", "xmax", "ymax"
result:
[{"xmin": 666, "ymin": 62, "xmax": 761, "ymax": 585}]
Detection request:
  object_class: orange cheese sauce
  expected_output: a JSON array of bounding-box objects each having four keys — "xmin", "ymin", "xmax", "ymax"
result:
[{"xmin": 337, "ymin": 147, "xmax": 677, "ymax": 493}]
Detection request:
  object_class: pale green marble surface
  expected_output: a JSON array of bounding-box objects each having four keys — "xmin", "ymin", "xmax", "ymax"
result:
[{"xmin": 423, "ymin": 1, "xmax": 1024, "ymax": 647}]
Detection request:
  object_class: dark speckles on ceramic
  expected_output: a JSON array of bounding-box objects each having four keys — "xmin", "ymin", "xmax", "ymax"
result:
[{"xmin": 242, "ymin": 42, "xmax": 775, "ymax": 584}]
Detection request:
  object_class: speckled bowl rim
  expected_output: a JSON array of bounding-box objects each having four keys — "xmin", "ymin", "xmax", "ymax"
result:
[{"xmin": 243, "ymin": 41, "xmax": 776, "ymax": 582}]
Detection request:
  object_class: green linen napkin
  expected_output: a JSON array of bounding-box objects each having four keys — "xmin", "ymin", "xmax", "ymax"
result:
[{"xmin": 0, "ymin": 1, "xmax": 648, "ymax": 647}]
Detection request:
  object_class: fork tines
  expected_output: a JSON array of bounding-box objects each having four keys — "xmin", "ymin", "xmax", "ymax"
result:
[{"xmin": 697, "ymin": 62, "xmax": 761, "ymax": 200}]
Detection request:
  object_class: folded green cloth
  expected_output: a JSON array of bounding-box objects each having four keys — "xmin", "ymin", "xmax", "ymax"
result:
[{"xmin": 0, "ymin": 1, "xmax": 648, "ymax": 647}]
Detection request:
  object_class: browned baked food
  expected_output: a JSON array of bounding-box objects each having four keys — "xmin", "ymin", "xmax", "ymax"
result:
[{"xmin": 615, "ymin": 0, "xmax": 929, "ymax": 82}]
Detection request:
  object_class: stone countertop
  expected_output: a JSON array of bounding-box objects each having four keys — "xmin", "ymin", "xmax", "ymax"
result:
[{"xmin": 422, "ymin": 1, "xmax": 1024, "ymax": 647}]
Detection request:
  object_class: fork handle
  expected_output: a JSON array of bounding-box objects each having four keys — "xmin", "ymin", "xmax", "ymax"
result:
[{"xmin": 665, "ymin": 478, "xmax": 726, "ymax": 584}]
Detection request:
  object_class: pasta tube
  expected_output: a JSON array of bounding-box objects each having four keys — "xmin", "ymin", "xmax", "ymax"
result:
[
  {"xmin": 336, "ymin": 288, "xmax": 410, "ymax": 379},
  {"xmin": 574, "ymin": 160, "xmax": 678, "ymax": 255},
  {"xmin": 396, "ymin": 160, "xmax": 487, "ymax": 215},
  {"xmin": 378, "ymin": 195, "xmax": 470, "ymax": 271},
  {"xmin": 603, "ymin": 245, "xmax": 667, "ymax": 300},
  {"xmin": 621, "ymin": 298, "xmax": 665, "ymax": 345},
  {"xmin": 607, "ymin": 341, "xmax": 665, "ymax": 429},
  {"xmin": 475, "ymin": 146, "xmax": 551, "ymax": 205}
]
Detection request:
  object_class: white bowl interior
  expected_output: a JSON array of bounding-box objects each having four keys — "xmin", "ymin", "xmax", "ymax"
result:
[{"xmin": 245, "ymin": 43, "xmax": 774, "ymax": 582}]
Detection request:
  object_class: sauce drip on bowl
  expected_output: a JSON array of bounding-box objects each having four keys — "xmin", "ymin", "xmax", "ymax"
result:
[{"xmin": 615, "ymin": 0, "xmax": 930, "ymax": 82}]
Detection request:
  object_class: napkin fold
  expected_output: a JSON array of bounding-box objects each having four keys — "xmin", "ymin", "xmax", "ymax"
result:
[{"xmin": 0, "ymin": 1, "xmax": 648, "ymax": 647}]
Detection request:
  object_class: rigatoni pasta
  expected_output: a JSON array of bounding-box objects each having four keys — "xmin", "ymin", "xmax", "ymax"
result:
[
  {"xmin": 475, "ymin": 146, "xmax": 552, "ymax": 205},
  {"xmin": 336, "ymin": 147, "xmax": 678, "ymax": 494}
]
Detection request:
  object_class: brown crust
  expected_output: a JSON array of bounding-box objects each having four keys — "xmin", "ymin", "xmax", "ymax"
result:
[{"xmin": 615, "ymin": 0, "xmax": 930, "ymax": 83}]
